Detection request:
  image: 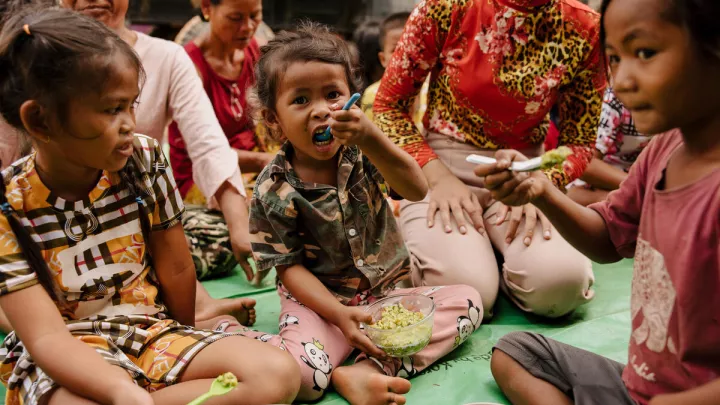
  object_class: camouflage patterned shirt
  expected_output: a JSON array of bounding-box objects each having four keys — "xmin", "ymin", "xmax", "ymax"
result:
[{"xmin": 249, "ymin": 142, "xmax": 410, "ymax": 304}]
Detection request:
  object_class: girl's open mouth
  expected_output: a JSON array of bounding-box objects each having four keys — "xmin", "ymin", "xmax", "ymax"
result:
[
  {"xmin": 312, "ymin": 127, "xmax": 333, "ymax": 146},
  {"xmin": 115, "ymin": 143, "xmax": 134, "ymax": 158}
]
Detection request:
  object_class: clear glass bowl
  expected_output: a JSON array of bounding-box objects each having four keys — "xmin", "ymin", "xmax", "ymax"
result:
[{"xmin": 362, "ymin": 294, "xmax": 435, "ymax": 358}]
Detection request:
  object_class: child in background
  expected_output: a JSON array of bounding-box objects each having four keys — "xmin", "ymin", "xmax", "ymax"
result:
[
  {"xmin": 245, "ymin": 24, "xmax": 482, "ymax": 405},
  {"xmin": 361, "ymin": 11, "xmax": 427, "ymax": 132},
  {"xmin": 567, "ymin": 88, "xmax": 650, "ymax": 206},
  {"xmin": 475, "ymin": 0, "xmax": 720, "ymax": 403},
  {"xmin": 0, "ymin": 8, "xmax": 299, "ymax": 405},
  {"xmin": 352, "ymin": 19, "xmax": 384, "ymax": 91}
]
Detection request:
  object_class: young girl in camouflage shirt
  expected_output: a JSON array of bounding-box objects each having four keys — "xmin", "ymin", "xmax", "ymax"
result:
[{"xmin": 237, "ymin": 23, "xmax": 483, "ymax": 405}]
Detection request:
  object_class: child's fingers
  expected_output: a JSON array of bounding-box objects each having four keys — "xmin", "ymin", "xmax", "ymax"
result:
[
  {"xmin": 495, "ymin": 149, "xmax": 529, "ymax": 166},
  {"xmin": 352, "ymin": 333, "xmax": 387, "ymax": 359},
  {"xmin": 237, "ymin": 256, "xmax": 254, "ymax": 282},
  {"xmin": 473, "ymin": 163, "xmax": 507, "ymax": 177},
  {"xmin": 350, "ymin": 309, "xmax": 373, "ymax": 324},
  {"xmin": 331, "ymin": 109, "xmax": 358, "ymax": 122},
  {"xmin": 331, "ymin": 130, "xmax": 355, "ymax": 145},
  {"xmin": 490, "ymin": 173, "xmax": 529, "ymax": 201},
  {"xmin": 483, "ymin": 170, "xmax": 516, "ymax": 190},
  {"xmin": 331, "ymin": 120, "xmax": 358, "ymax": 133}
]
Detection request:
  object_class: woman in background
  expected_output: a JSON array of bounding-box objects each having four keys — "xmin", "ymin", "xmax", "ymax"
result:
[
  {"xmin": 167, "ymin": 0, "xmax": 277, "ymax": 285},
  {"xmin": 174, "ymin": 0, "xmax": 274, "ymax": 47}
]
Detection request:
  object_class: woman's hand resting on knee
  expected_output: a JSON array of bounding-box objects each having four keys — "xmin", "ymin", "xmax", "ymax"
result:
[
  {"xmin": 423, "ymin": 160, "xmax": 485, "ymax": 235},
  {"xmin": 492, "ymin": 203, "xmax": 552, "ymax": 247}
]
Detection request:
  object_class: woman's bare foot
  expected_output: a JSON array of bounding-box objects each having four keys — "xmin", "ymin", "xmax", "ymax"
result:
[
  {"xmin": 196, "ymin": 297, "xmax": 257, "ymax": 326},
  {"xmin": 332, "ymin": 361, "xmax": 412, "ymax": 405}
]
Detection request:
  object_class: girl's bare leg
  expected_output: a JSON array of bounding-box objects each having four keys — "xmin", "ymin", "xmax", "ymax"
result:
[
  {"xmin": 43, "ymin": 388, "xmax": 99, "ymax": 405},
  {"xmin": 150, "ymin": 336, "xmax": 300, "ymax": 405}
]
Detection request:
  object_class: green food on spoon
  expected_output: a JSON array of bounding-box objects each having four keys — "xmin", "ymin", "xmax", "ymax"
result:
[
  {"xmin": 187, "ymin": 372, "xmax": 238, "ymax": 405},
  {"xmin": 540, "ymin": 146, "xmax": 572, "ymax": 170}
]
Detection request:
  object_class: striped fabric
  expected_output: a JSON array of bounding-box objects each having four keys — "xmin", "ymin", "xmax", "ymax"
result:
[{"xmin": 0, "ymin": 135, "xmax": 238, "ymax": 404}]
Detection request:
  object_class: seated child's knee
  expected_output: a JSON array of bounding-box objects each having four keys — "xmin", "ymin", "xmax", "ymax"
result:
[
  {"xmin": 490, "ymin": 332, "xmax": 533, "ymax": 379},
  {"xmin": 490, "ymin": 348, "xmax": 509, "ymax": 379},
  {"xmin": 257, "ymin": 349, "xmax": 302, "ymax": 400}
]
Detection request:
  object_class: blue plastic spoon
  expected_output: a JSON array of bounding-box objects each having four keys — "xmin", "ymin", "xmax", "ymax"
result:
[{"xmin": 314, "ymin": 92, "xmax": 362, "ymax": 142}]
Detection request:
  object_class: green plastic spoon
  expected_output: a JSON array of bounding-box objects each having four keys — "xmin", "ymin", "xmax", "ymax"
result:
[{"xmin": 187, "ymin": 372, "xmax": 238, "ymax": 405}]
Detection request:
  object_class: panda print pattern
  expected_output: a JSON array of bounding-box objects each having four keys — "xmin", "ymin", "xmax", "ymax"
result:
[
  {"xmin": 210, "ymin": 283, "xmax": 482, "ymax": 399},
  {"xmin": 454, "ymin": 300, "xmax": 483, "ymax": 348}
]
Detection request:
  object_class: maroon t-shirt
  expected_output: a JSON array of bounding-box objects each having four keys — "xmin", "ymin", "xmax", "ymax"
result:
[
  {"xmin": 590, "ymin": 130, "xmax": 720, "ymax": 404},
  {"xmin": 168, "ymin": 39, "xmax": 260, "ymax": 197}
]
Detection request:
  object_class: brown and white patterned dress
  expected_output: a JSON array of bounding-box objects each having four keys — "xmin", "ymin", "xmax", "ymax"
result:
[{"xmin": 0, "ymin": 135, "xmax": 238, "ymax": 405}]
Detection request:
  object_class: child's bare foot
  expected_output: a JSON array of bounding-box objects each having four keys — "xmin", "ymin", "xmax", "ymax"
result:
[
  {"xmin": 332, "ymin": 361, "xmax": 412, "ymax": 405},
  {"xmin": 196, "ymin": 297, "xmax": 257, "ymax": 326}
]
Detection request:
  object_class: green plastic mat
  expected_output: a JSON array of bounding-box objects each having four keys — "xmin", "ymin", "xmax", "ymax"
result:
[{"xmin": 0, "ymin": 259, "xmax": 633, "ymax": 404}]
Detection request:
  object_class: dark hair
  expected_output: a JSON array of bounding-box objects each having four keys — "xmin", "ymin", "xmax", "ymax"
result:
[
  {"xmin": 198, "ymin": 0, "xmax": 220, "ymax": 20},
  {"xmin": 352, "ymin": 19, "xmax": 383, "ymax": 89},
  {"xmin": 601, "ymin": 0, "xmax": 720, "ymax": 61},
  {"xmin": 379, "ymin": 11, "xmax": 410, "ymax": 50},
  {"xmin": 251, "ymin": 22, "xmax": 362, "ymax": 139},
  {"xmin": 0, "ymin": 0, "xmax": 54, "ymax": 29},
  {"xmin": 0, "ymin": 7, "xmax": 152, "ymax": 303}
]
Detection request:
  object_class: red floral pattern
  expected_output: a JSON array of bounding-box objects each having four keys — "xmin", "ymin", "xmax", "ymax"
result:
[{"xmin": 374, "ymin": 0, "xmax": 606, "ymax": 188}]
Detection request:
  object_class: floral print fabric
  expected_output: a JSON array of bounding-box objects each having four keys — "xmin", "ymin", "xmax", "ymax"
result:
[{"xmin": 374, "ymin": 0, "xmax": 607, "ymax": 188}]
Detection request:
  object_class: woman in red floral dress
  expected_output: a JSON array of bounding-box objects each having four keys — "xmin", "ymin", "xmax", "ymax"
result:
[{"xmin": 374, "ymin": 0, "xmax": 605, "ymax": 319}]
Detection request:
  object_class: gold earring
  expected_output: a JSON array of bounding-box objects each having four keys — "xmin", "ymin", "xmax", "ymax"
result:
[
  {"xmin": 203, "ymin": 14, "xmax": 210, "ymax": 21},
  {"xmin": 43, "ymin": 135, "xmax": 50, "ymax": 143}
]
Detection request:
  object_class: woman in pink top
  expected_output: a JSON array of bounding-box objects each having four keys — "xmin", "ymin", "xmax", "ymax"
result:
[{"xmin": 55, "ymin": 0, "xmax": 259, "ymax": 329}]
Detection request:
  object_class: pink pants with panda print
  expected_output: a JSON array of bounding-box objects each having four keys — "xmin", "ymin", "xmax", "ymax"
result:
[{"xmin": 201, "ymin": 283, "xmax": 482, "ymax": 398}]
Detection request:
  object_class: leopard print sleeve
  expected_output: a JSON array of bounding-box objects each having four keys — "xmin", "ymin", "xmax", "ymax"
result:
[
  {"xmin": 373, "ymin": 0, "xmax": 462, "ymax": 168},
  {"xmin": 549, "ymin": 14, "xmax": 607, "ymax": 189}
]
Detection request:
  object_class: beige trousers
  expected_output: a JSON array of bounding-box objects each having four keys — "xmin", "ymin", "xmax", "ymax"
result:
[{"xmin": 400, "ymin": 133, "xmax": 595, "ymax": 319}]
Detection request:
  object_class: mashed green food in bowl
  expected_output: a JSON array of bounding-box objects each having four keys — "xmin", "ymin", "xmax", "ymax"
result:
[{"xmin": 364, "ymin": 295, "xmax": 435, "ymax": 357}]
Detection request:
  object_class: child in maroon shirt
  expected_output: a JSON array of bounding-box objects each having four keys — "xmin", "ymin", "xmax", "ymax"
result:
[{"xmin": 474, "ymin": 0, "xmax": 720, "ymax": 404}]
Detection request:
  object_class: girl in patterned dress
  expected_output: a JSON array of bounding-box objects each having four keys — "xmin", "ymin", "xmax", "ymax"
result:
[{"xmin": 0, "ymin": 8, "xmax": 299, "ymax": 405}]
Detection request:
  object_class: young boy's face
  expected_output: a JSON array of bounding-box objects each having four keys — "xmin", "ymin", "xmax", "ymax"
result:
[
  {"xmin": 265, "ymin": 61, "xmax": 350, "ymax": 162},
  {"xmin": 378, "ymin": 27, "xmax": 404, "ymax": 68},
  {"xmin": 604, "ymin": 0, "xmax": 720, "ymax": 135}
]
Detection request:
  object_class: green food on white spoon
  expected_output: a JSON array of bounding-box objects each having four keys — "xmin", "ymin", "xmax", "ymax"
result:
[
  {"xmin": 187, "ymin": 372, "xmax": 238, "ymax": 405},
  {"xmin": 540, "ymin": 146, "xmax": 573, "ymax": 170}
]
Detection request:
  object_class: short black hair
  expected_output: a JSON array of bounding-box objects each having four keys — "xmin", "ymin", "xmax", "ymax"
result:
[{"xmin": 379, "ymin": 11, "xmax": 410, "ymax": 50}]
